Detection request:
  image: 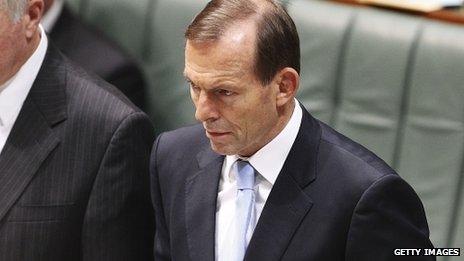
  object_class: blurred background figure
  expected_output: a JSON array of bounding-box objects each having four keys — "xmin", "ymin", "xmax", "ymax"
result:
[
  {"xmin": 0, "ymin": 0, "xmax": 154, "ymax": 259},
  {"xmin": 42, "ymin": 0, "xmax": 147, "ymax": 110}
]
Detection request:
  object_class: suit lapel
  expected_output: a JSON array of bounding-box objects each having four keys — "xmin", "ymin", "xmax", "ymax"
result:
[
  {"xmin": 245, "ymin": 107, "xmax": 322, "ymax": 261},
  {"xmin": 0, "ymin": 45, "xmax": 67, "ymax": 223},
  {"xmin": 185, "ymin": 147, "xmax": 224, "ymax": 261}
]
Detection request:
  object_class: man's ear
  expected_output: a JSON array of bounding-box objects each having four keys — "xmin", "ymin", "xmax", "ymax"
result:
[
  {"xmin": 24, "ymin": 0, "xmax": 44, "ymax": 39},
  {"xmin": 275, "ymin": 67, "xmax": 299, "ymax": 107}
]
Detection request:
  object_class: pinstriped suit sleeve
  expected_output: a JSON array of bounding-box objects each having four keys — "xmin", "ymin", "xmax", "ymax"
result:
[
  {"xmin": 81, "ymin": 111, "xmax": 155, "ymax": 261},
  {"xmin": 150, "ymin": 133, "xmax": 172, "ymax": 261}
]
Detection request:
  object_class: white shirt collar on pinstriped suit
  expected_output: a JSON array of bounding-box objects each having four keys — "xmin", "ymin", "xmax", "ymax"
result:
[{"xmin": 0, "ymin": 25, "xmax": 48, "ymax": 155}]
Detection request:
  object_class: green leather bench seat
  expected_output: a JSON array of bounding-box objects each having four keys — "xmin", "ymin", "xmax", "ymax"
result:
[
  {"xmin": 143, "ymin": 0, "xmax": 209, "ymax": 131},
  {"xmin": 67, "ymin": 0, "xmax": 203, "ymax": 130},
  {"xmin": 399, "ymin": 21, "xmax": 464, "ymax": 253},
  {"xmin": 83, "ymin": 0, "xmax": 152, "ymax": 59},
  {"xmin": 66, "ymin": 0, "xmax": 464, "ymax": 256},
  {"xmin": 289, "ymin": 1, "xmax": 464, "ymax": 254}
]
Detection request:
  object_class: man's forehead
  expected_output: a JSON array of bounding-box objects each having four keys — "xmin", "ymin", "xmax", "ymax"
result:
[
  {"xmin": 187, "ymin": 26, "xmax": 255, "ymax": 61},
  {"xmin": 0, "ymin": 7, "xmax": 8, "ymax": 18},
  {"xmin": 183, "ymin": 60, "xmax": 247, "ymax": 83},
  {"xmin": 186, "ymin": 40, "xmax": 253, "ymax": 68}
]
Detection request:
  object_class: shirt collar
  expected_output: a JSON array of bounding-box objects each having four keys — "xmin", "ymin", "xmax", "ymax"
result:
[
  {"xmin": 0, "ymin": 25, "xmax": 48, "ymax": 128},
  {"xmin": 0, "ymin": 78, "xmax": 14, "ymax": 126},
  {"xmin": 42, "ymin": 0, "xmax": 64, "ymax": 33},
  {"xmin": 0, "ymin": 77, "xmax": 14, "ymax": 95},
  {"xmin": 224, "ymin": 99, "xmax": 303, "ymax": 185}
]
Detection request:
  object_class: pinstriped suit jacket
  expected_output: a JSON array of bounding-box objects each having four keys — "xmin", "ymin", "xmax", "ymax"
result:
[{"xmin": 0, "ymin": 44, "xmax": 155, "ymax": 260}]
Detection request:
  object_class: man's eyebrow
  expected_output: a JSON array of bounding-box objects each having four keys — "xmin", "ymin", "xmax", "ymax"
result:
[{"xmin": 183, "ymin": 74, "xmax": 193, "ymax": 83}]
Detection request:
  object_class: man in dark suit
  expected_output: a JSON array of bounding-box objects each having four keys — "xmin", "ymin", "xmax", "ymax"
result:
[
  {"xmin": 0, "ymin": 0, "xmax": 154, "ymax": 260},
  {"xmin": 42, "ymin": 0, "xmax": 147, "ymax": 110},
  {"xmin": 150, "ymin": 0, "xmax": 435, "ymax": 260}
]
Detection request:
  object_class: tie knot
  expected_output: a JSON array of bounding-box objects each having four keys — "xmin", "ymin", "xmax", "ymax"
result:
[{"xmin": 234, "ymin": 160, "xmax": 255, "ymax": 190}]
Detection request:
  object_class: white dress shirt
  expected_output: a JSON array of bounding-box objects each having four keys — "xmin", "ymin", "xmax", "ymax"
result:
[
  {"xmin": 0, "ymin": 26, "xmax": 48, "ymax": 155},
  {"xmin": 215, "ymin": 99, "xmax": 303, "ymax": 261},
  {"xmin": 41, "ymin": 0, "xmax": 64, "ymax": 33}
]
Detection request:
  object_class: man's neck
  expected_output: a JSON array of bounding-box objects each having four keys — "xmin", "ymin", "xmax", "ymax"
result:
[
  {"xmin": 238, "ymin": 99, "xmax": 296, "ymax": 157},
  {"xmin": 0, "ymin": 31, "xmax": 41, "ymax": 86}
]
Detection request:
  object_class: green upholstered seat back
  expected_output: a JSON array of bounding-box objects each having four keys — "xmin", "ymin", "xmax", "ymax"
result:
[
  {"xmin": 291, "ymin": 0, "xmax": 353, "ymax": 124},
  {"xmin": 82, "ymin": 0, "xmax": 152, "ymax": 59},
  {"xmin": 289, "ymin": 0, "xmax": 464, "ymax": 253},
  {"xmin": 66, "ymin": 0, "xmax": 81, "ymax": 12},
  {"xmin": 397, "ymin": 21, "xmax": 464, "ymax": 251},
  {"xmin": 143, "ymin": 0, "xmax": 209, "ymax": 132},
  {"xmin": 67, "ymin": 0, "xmax": 205, "ymax": 132}
]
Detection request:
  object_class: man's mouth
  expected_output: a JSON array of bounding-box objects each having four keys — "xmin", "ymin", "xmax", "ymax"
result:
[{"xmin": 206, "ymin": 130, "xmax": 230, "ymax": 137}]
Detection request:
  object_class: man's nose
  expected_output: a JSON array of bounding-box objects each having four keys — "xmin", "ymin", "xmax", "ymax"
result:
[{"xmin": 194, "ymin": 92, "xmax": 219, "ymax": 122}]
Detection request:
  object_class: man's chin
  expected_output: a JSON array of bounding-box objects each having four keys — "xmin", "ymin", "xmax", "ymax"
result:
[{"xmin": 209, "ymin": 141, "xmax": 236, "ymax": 156}]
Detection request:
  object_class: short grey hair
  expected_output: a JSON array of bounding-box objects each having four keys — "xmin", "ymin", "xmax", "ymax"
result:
[{"xmin": 1, "ymin": 0, "xmax": 27, "ymax": 22}]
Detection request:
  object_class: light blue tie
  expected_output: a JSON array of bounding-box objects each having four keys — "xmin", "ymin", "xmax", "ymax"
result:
[{"xmin": 231, "ymin": 160, "xmax": 255, "ymax": 261}]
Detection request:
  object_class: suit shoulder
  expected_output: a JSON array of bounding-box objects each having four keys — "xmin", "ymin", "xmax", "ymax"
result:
[
  {"xmin": 317, "ymin": 121, "xmax": 396, "ymax": 185},
  {"xmin": 151, "ymin": 124, "xmax": 208, "ymax": 189},
  {"xmin": 63, "ymin": 57, "xmax": 143, "ymax": 123},
  {"xmin": 50, "ymin": 7, "xmax": 135, "ymax": 75},
  {"xmin": 155, "ymin": 124, "xmax": 207, "ymax": 155},
  {"xmin": 152, "ymin": 124, "xmax": 207, "ymax": 173},
  {"xmin": 310, "ymin": 121, "xmax": 424, "ymax": 225}
]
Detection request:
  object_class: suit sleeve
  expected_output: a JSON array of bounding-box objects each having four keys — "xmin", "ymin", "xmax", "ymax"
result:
[
  {"xmin": 106, "ymin": 64, "xmax": 147, "ymax": 111},
  {"xmin": 345, "ymin": 174, "xmax": 436, "ymax": 261},
  {"xmin": 150, "ymin": 133, "xmax": 172, "ymax": 261},
  {"xmin": 81, "ymin": 112, "xmax": 155, "ymax": 261}
]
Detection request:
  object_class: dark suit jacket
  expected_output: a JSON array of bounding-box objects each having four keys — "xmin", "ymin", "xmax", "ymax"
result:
[
  {"xmin": 49, "ymin": 5, "xmax": 146, "ymax": 110},
  {"xmin": 150, "ymin": 105, "xmax": 434, "ymax": 261},
  {"xmin": 0, "ymin": 44, "xmax": 155, "ymax": 261}
]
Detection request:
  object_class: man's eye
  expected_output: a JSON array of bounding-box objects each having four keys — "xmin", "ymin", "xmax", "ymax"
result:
[
  {"xmin": 216, "ymin": 89, "xmax": 234, "ymax": 96},
  {"xmin": 190, "ymin": 84, "xmax": 200, "ymax": 92}
]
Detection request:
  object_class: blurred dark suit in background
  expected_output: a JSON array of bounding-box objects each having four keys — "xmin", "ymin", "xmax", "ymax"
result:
[
  {"xmin": 43, "ymin": 0, "xmax": 147, "ymax": 110},
  {"xmin": 0, "ymin": 0, "xmax": 154, "ymax": 259}
]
